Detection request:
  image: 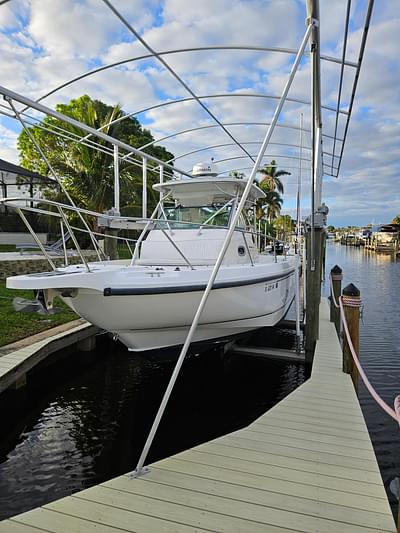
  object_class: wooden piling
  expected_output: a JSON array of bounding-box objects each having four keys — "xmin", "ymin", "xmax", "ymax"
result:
[
  {"xmin": 329, "ymin": 265, "xmax": 342, "ymax": 336},
  {"xmin": 342, "ymin": 283, "xmax": 361, "ymax": 393},
  {"xmin": 305, "ymin": 227, "xmax": 324, "ymax": 361},
  {"xmin": 104, "ymin": 227, "xmax": 119, "ymax": 260}
]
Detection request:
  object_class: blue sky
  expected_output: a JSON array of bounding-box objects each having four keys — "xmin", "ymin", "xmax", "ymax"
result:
[{"xmin": 0, "ymin": 0, "xmax": 399, "ymax": 227}]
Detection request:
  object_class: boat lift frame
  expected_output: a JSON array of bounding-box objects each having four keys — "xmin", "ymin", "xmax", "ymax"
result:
[{"xmin": 0, "ymin": 0, "xmax": 375, "ymax": 478}]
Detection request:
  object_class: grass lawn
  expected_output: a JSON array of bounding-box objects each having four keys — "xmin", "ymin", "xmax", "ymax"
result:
[
  {"xmin": 0, "ymin": 280, "xmax": 78, "ymax": 347},
  {"xmin": 0, "ymin": 244, "xmax": 17, "ymax": 252}
]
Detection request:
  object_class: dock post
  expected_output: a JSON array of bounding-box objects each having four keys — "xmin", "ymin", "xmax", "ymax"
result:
[
  {"xmin": 330, "ymin": 265, "xmax": 342, "ymax": 335},
  {"xmin": 305, "ymin": 227, "xmax": 324, "ymax": 361},
  {"xmin": 342, "ymin": 283, "xmax": 361, "ymax": 392},
  {"xmin": 104, "ymin": 228, "xmax": 119, "ymax": 260}
]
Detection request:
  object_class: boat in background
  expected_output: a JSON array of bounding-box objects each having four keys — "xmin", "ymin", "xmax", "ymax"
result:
[{"xmin": 370, "ymin": 224, "xmax": 400, "ymax": 252}]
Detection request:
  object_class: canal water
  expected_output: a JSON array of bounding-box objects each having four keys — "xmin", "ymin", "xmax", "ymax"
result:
[
  {"xmin": 0, "ymin": 241, "xmax": 398, "ymax": 520},
  {"xmin": 0, "ymin": 326, "xmax": 304, "ymax": 519},
  {"xmin": 323, "ymin": 241, "xmax": 400, "ymax": 516}
]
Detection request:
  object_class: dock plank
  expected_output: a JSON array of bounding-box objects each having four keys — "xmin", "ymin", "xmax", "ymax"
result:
[
  {"xmin": 0, "ymin": 521, "xmax": 49, "ymax": 533},
  {"xmin": 214, "ymin": 434, "xmax": 380, "ymax": 472},
  {"xmin": 255, "ymin": 416, "xmax": 372, "ymax": 441},
  {"xmin": 174, "ymin": 449, "xmax": 387, "ymax": 497},
  {"xmin": 248, "ymin": 420, "xmax": 374, "ymax": 450},
  {"xmin": 49, "ymin": 488, "xmax": 288, "ymax": 532},
  {"xmin": 149, "ymin": 462, "xmax": 390, "ymax": 513},
  {"xmin": 195, "ymin": 442, "xmax": 384, "ymax": 484},
  {"xmin": 240, "ymin": 427, "xmax": 375, "ymax": 458},
  {"xmin": 74, "ymin": 480, "xmax": 385, "ymax": 533},
  {"xmin": 133, "ymin": 467, "xmax": 395, "ymax": 530}
]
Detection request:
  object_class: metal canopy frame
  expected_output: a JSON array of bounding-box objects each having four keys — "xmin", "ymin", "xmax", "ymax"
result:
[
  {"xmin": 19, "ymin": 45, "xmax": 358, "ymax": 111},
  {"xmin": 0, "ymin": 0, "xmax": 373, "ymax": 183},
  {"xmin": 0, "ymin": 0, "xmax": 376, "ymax": 481}
]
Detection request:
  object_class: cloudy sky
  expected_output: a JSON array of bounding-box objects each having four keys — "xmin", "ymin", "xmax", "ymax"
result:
[{"xmin": 0, "ymin": 0, "xmax": 399, "ymax": 227}]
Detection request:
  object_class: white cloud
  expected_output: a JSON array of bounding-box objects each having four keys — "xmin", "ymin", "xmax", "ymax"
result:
[
  {"xmin": 0, "ymin": 124, "xmax": 19, "ymax": 163},
  {"xmin": 0, "ymin": 0, "xmax": 398, "ymax": 226}
]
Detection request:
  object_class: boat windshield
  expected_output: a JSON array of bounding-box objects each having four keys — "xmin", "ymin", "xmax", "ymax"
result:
[{"xmin": 160, "ymin": 205, "xmax": 231, "ymax": 229}]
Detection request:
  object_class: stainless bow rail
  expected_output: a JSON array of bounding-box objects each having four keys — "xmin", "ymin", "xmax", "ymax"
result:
[{"xmin": 0, "ymin": 196, "xmax": 289, "ymax": 271}]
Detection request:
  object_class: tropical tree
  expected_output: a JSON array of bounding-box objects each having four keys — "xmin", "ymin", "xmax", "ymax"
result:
[
  {"xmin": 264, "ymin": 190, "xmax": 283, "ymax": 222},
  {"xmin": 274, "ymin": 214, "xmax": 295, "ymax": 241},
  {"xmin": 18, "ymin": 95, "xmax": 174, "ymax": 216},
  {"xmin": 258, "ymin": 159, "xmax": 291, "ymax": 194},
  {"xmin": 254, "ymin": 160, "xmax": 289, "ymax": 225},
  {"xmin": 391, "ymin": 214, "xmax": 400, "ymax": 225},
  {"xmin": 255, "ymin": 190, "xmax": 282, "ymax": 221}
]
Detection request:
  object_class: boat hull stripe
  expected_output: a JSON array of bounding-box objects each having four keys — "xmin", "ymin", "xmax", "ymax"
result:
[{"xmin": 103, "ymin": 270, "xmax": 294, "ymax": 296}]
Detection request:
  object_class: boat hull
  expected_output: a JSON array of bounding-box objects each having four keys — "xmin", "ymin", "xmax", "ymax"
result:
[
  {"xmin": 62, "ymin": 271, "xmax": 295, "ymax": 351},
  {"xmin": 115, "ymin": 296, "xmax": 294, "ymax": 351},
  {"xmin": 7, "ymin": 259, "xmax": 296, "ymax": 352}
]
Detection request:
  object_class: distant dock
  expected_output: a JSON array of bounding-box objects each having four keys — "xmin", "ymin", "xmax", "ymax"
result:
[{"xmin": 0, "ymin": 298, "xmax": 395, "ymax": 532}]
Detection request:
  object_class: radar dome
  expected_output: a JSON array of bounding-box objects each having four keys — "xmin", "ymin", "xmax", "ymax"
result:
[{"xmin": 192, "ymin": 162, "xmax": 218, "ymax": 177}]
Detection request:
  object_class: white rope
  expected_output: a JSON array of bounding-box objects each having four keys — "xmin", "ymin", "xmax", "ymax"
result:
[
  {"xmin": 329, "ymin": 274, "xmax": 340, "ymax": 309},
  {"xmin": 339, "ymin": 295, "xmax": 399, "ymax": 423}
]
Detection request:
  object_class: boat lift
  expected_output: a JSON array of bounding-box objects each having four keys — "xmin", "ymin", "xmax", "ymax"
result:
[{"xmin": 0, "ymin": 0, "xmax": 374, "ymax": 477}]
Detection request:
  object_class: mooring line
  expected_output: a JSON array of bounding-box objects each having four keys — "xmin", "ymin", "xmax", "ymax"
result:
[{"xmin": 329, "ymin": 273, "xmax": 400, "ymax": 424}]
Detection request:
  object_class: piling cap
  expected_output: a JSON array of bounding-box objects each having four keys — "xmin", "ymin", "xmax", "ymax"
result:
[
  {"xmin": 331, "ymin": 265, "xmax": 342, "ymax": 274},
  {"xmin": 343, "ymin": 283, "xmax": 360, "ymax": 297}
]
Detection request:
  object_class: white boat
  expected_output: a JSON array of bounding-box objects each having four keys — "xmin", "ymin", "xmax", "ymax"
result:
[{"xmin": 6, "ymin": 165, "xmax": 296, "ymax": 352}]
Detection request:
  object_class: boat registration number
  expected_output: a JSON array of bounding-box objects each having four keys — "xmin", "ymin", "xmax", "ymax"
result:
[{"xmin": 265, "ymin": 282, "xmax": 279, "ymax": 292}]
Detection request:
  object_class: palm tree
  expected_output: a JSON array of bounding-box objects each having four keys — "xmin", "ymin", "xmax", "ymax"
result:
[
  {"xmin": 18, "ymin": 95, "xmax": 174, "ymax": 216},
  {"xmin": 258, "ymin": 160, "xmax": 290, "ymax": 194},
  {"xmin": 264, "ymin": 191, "xmax": 283, "ymax": 222},
  {"xmin": 255, "ymin": 190, "xmax": 282, "ymax": 221}
]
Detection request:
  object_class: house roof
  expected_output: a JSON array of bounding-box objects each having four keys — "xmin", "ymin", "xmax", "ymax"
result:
[{"xmin": 0, "ymin": 159, "xmax": 55, "ymax": 185}]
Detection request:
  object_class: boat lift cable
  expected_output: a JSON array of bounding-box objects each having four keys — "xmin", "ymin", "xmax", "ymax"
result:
[
  {"xmin": 132, "ymin": 23, "xmax": 313, "ymax": 477},
  {"xmin": 100, "ymin": 0, "xmax": 256, "ymax": 164},
  {"xmin": 334, "ymin": 0, "xmax": 375, "ymax": 178},
  {"xmin": 331, "ymin": 0, "xmax": 351, "ymax": 176}
]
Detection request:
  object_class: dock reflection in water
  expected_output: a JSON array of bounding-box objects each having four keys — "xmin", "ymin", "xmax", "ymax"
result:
[
  {"xmin": 324, "ymin": 242, "xmax": 400, "ymax": 514},
  {"xmin": 0, "ymin": 331, "xmax": 304, "ymax": 520}
]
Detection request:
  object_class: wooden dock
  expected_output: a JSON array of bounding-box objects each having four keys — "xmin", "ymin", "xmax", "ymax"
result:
[
  {"xmin": 0, "ymin": 319, "xmax": 99, "ymax": 393},
  {"xmin": 0, "ymin": 299, "xmax": 396, "ymax": 532}
]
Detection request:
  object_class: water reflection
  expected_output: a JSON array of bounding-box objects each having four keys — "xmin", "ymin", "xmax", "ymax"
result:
[
  {"xmin": 325, "ymin": 242, "xmax": 400, "ymax": 515},
  {"xmin": 0, "ymin": 334, "xmax": 304, "ymax": 520}
]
